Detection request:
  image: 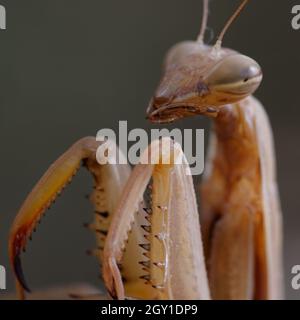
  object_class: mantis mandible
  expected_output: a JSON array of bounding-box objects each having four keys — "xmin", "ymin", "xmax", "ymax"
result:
[{"xmin": 9, "ymin": 0, "xmax": 283, "ymax": 300}]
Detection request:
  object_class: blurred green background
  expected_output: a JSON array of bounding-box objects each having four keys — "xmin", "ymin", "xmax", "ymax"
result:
[{"xmin": 0, "ymin": 0, "xmax": 299, "ymax": 299}]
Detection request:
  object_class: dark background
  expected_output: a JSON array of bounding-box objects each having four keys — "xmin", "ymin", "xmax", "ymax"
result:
[{"xmin": 0, "ymin": 0, "xmax": 299, "ymax": 299}]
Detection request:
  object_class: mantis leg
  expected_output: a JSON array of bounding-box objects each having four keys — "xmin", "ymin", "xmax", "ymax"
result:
[
  {"xmin": 103, "ymin": 138, "xmax": 210, "ymax": 300},
  {"xmin": 208, "ymin": 207, "xmax": 255, "ymax": 300},
  {"xmin": 9, "ymin": 137, "xmax": 146, "ymax": 299}
]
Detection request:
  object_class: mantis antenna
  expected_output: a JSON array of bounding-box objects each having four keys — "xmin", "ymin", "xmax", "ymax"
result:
[
  {"xmin": 214, "ymin": 0, "xmax": 250, "ymax": 49},
  {"xmin": 197, "ymin": 0, "xmax": 209, "ymax": 43}
]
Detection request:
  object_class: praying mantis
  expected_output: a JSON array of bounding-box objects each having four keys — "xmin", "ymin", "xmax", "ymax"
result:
[{"xmin": 9, "ymin": 0, "xmax": 283, "ymax": 300}]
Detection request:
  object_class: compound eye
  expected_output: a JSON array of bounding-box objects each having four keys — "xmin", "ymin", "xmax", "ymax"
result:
[{"xmin": 205, "ymin": 54, "xmax": 262, "ymax": 95}]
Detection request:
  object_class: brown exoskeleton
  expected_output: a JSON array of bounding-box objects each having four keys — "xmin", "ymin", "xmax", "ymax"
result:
[{"xmin": 9, "ymin": 0, "xmax": 283, "ymax": 300}]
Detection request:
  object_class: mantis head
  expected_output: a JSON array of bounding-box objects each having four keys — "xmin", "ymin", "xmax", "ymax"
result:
[{"xmin": 147, "ymin": 0, "xmax": 262, "ymax": 123}]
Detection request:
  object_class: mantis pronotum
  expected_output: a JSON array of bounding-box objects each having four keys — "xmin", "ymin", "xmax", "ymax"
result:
[{"xmin": 9, "ymin": 0, "xmax": 283, "ymax": 300}]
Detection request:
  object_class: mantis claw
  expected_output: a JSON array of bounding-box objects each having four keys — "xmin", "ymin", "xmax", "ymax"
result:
[
  {"xmin": 102, "ymin": 257, "xmax": 125, "ymax": 300},
  {"xmin": 13, "ymin": 254, "xmax": 31, "ymax": 293},
  {"xmin": 9, "ymin": 138, "xmax": 96, "ymax": 297},
  {"xmin": 9, "ymin": 136, "xmax": 150, "ymax": 300},
  {"xmin": 103, "ymin": 138, "xmax": 210, "ymax": 300}
]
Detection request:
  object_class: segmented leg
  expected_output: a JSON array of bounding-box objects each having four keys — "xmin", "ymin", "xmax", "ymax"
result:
[
  {"xmin": 9, "ymin": 137, "xmax": 146, "ymax": 299},
  {"xmin": 209, "ymin": 203, "xmax": 255, "ymax": 299},
  {"xmin": 103, "ymin": 138, "xmax": 210, "ymax": 300}
]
